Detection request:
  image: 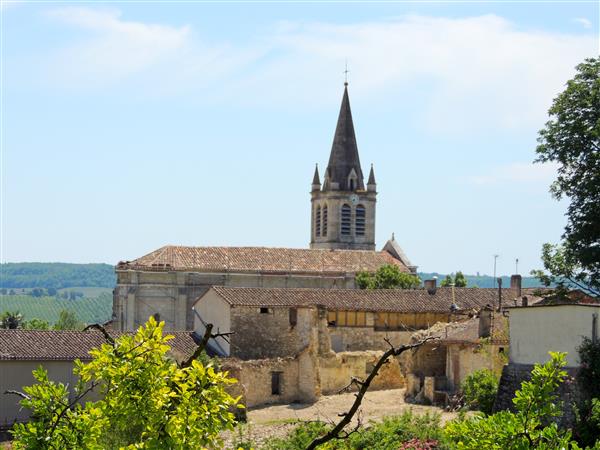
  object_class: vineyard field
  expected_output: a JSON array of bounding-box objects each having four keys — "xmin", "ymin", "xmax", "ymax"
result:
[{"xmin": 0, "ymin": 293, "xmax": 112, "ymax": 325}]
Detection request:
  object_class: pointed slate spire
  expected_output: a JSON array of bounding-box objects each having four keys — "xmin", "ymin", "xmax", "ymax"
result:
[
  {"xmin": 324, "ymin": 84, "xmax": 364, "ymax": 191},
  {"xmin": 368, "ymin": 164, "xmax": 376, "ymax": 185},
  {"xmin": 311, "ymin": 164, "xmax": 321, "ymax": 191}
]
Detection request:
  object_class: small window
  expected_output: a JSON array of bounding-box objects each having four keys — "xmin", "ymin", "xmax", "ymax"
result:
[
  {"xmin": 315, "ymin": 206, "xmax": 321, "ymax": 237},
  {"xmin": 355, "ymin": 205, "xmax": 365, "ymax": 236},
  {"xmin": 341, "ymin": 204, "xmax": 351, "ymax": 236},
  {"xmin": 289, "ymin": 308, "xmax": 297, "ymax": 327},
  {"xmin": 260, "ymin": 307, "xmax": 270, "ymax": 314},
  {"xmin": 499, "ymin": 347, "xmax": 505, "ymax": 354},
  {"xmin": 271, "ymin": 372, "xmax": 282, "ymax": 395}
]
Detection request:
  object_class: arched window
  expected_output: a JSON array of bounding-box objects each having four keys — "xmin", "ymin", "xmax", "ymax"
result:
[
  {"xmin": 315, "ymin": 205, "xmax": 321, "ymax": 237},
  {"xmin": 341, "ymin": 204, "xmax": 351, "ymax": 236},
  {"xmin": 349, "ymin": 179, "xmax": 355, "ymax": 191},
  {"xmin": 322, "ymin": 205, "xmax": 328, "ymax": 236},
  {"xmin": 355, "ymin": 205, "xmax": 366, "ymax": 236}
]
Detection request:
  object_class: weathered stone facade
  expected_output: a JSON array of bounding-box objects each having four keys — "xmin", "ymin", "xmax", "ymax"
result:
[{"xmin": 114, "ymin": 270, "xmax": 356, "ymax": 332}]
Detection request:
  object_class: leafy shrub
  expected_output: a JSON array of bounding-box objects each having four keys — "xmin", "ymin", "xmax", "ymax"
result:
[
  {"xmin": 461, "ymin": 369, "xmax": 499, "ymax": 415},
  {"xmin": 573, "ymin": 337, "xmax": 600, "ymax": 446},
  {"xmin": 263, "ymin": 411, "xmax": 448, "ymax": 450},
  {"xmin": 10, "ymin": 317, "xmax": 241, "ymax": 449},
  {"xmin": 263, "ymin": 421, "xmax": 329, "ymax": 450},
  {"xmin": 445, "ymin": 352, "xmax": 577, "ymax": 449}
]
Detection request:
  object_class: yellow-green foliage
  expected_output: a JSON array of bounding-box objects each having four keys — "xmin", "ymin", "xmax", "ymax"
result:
[{"xmin": 11, "ymin": 317, "xmax": 241, "ymax": 449}]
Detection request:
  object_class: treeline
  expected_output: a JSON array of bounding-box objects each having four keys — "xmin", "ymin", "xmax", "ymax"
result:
[
  {"xmin": 0, "ymin": 263, "xmax": 115, "ymax": 289},
  {"xmin": 418, "ymin": 272, "xmax": 545, "ymax": 288}
]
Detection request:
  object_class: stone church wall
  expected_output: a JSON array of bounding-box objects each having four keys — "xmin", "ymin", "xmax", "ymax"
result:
[{"xmin": 114, "ymin": 270, "xmax": 355, "ymax": 332}]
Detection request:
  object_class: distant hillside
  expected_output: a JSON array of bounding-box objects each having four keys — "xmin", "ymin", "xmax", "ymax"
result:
[
  {"xmin": 0, "ymin": 263, "xmax": 116, "ymax": 289},
  {"xmin": 418, "ymin": 272, "xmax": 546, "ymax": 288}
]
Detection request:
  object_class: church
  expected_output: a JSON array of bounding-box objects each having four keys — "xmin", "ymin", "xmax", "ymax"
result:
[{"xmin": 113, "ymin": 83, "xmax": 416, "ymax": 332}]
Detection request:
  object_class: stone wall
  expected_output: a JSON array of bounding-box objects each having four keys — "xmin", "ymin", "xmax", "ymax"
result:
[
  {"xmin": 329, "ymin": 327, "xmax": 412, "ymax": 352},
  {"xmin": 229, "ymin": 306, "xmax": 317, "ymax": 360},
  {"xmin": 223, "ymin": 348, "xmax": 404, "ymax": 409},
  {"xmin": 318, "ymin": 351, "xmax": 405, "ymax": 395},
  {"xmin": 114, "ymin": 270, "xmax": 355, "ymax": 331}
]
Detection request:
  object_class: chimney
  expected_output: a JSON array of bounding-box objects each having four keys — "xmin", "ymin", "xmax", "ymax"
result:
[
  {"xmin": 424, "ymin": 278, "xmax": 437, "ymax": 295},
  {"xmin": 478, "ymin": 306, "xmax": 493, "ymax": 338},
  {"xmin": 511, "ymin": 274, "xmax": 522, "ymax": 297},
  {"xmin": 521, "ymin": 296, "xmax": 528, "ymax": 307}
]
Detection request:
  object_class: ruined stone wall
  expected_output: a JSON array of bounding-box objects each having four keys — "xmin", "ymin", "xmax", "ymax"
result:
[
  {"xmin": 403, "ymin": 343, "xmax": 447, "ymax": 378},
  {"xmin": 114, "ymin": 270, "xmax": 354, "ymax": 332},
  {"xmin": 329, "ymin": 327, "xmax": 413, "ymax": 352},
  {"xmin": 229, "ymin": 306, "xmax": 317, "ymax": 360},
  {"xmin": 318, "ymin": 351, "xmax": 405, "ymax": 395},
  {"xmin": 445, "ymin": 344, "xmax": 504, "ymax": 391}
]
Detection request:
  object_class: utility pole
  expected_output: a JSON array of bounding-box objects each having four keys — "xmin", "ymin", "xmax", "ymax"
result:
[{"xmin": 493, "ymin": 254, "xmax": 499, "ymax": 288}]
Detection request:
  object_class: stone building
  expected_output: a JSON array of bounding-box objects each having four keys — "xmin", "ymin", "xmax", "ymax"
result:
[
  {"xmin": 114, "ymin": 84, "xmax": 415, "ymax": 332},
  {"xmin": 193, "ymin": 285, "xmax": 519, "ymax": 359}
]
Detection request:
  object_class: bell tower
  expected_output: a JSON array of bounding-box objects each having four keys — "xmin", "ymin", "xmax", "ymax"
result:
[{"xmin": 310, "ymin": 83, "xmax": 376, "ymax": 250}]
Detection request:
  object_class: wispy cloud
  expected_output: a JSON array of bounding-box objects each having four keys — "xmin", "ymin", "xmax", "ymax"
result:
[
  {"xmin": 44, "ymin": 8, "xmax": 192, "ymax": 83},
  {"xmin": 29, "ymin": 9, "xmax": 598, "ymax": 134},
  {"xmin": 468, "ymin": 162, "xmax": 559, "ymax": 186},
  {"xmin": 573, "ymin": 17, "xmax": 592, "ymax": 29}
]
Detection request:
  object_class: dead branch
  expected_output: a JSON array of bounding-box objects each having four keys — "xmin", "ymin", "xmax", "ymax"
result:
[
  {"xmin": 305, "ymin": 337, "xmax": 437, "ymax": 450},
  {"xmin": 4, "ymin": 390, "xmax": 30, "ymax": 400},
  {"xmin": 83, "ymin": 323, "xmax": 115, "ymax": 346}
]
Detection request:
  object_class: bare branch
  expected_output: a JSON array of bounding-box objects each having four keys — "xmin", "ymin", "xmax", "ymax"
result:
[
  {"xmin": 180, "ymin": 324, "xmax": 213, "ymax": 369},
  {"xmin": 4, "ymin": 390, "xmax": 30, "ymax": 400},
  {"xmin": 82, "ymin": 323, "xmax": 115, "ymax": 346},
  {"xmin": 305, "ymin": 337, "xmax": 436, "ymax": 450}
]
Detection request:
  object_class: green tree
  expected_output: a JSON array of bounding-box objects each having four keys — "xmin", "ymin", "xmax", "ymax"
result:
[
  {"xmin": 454, "ymin": 271, "xmax": 467, "ymax": 287},
  {"xmin": 24, "ymin": 318, "xmax": 51, "ymax": 330},
  {"xmin": 1, "ymin": 310, "xmax": 24, "ymax": 329},
  {"xmin": 534, "ymin": 57, "xmax": 600, "ymax": 296},
  {"xmin": 445, "ymin": 352, "xmax": 577, "ymax": 449},
  {"xmin": 356, "ymin": 264, "xmax": 421, "ymax": 289},
  {"xmin": 10, "ymin": 317, "xmax": 241, "ymax": 449},
  {"xmin": 440, "ymin": 272, "xmax": 468, "ymax": 288},
  {"xmin": 54, "ymin": 309, "xmax": 81, "ymax": 330},
  {"xmin": 441, "ymin": 275, "xmax": 454, "ymax": 287}
]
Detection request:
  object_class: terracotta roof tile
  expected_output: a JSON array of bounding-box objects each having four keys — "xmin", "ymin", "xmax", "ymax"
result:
[
  {"xmin": 117, "ymin": 246, "xmax": 407, "ymax": 274},
  {"xmin": 205, "ymin": 286, "xmax": 522, "ymax": 313},
  {"xmin": 0, "ymin": 329, "xmax": 198, "ymax": 361}
]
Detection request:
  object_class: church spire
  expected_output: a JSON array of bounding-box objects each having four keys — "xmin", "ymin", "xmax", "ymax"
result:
[
  {"xmin": 311, "ymin": 164, "xmax": 321, "ymax": 191},
  {"xmin": 323, "ymin": 84, "xmax": 364, "ymax": 191}
]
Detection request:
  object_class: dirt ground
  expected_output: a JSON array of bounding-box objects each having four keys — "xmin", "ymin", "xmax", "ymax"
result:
[{"xmin": 223, "ymin": 388, "xmax": 458, "ymax": 448}]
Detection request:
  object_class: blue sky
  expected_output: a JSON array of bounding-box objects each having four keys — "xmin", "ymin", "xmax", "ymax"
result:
[{"xmin": 1, "ymin": 1, "xmax": 598, "ymax": 276}]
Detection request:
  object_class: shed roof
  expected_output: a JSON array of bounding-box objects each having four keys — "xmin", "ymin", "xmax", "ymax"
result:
[
  {"xmin": 204, "ymin": 286, "xmax": 523, "ymax": 313},
  {"xmin": 117, "ymin": 246, "xmax": 407, "ymax": 274},
  {"xmin": 0, "ymin": 329, "xmax": 198, "ymax": 361}
]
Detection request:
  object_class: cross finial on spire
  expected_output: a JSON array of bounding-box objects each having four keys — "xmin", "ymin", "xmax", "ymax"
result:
[{"xmin": 344, "ymin": 60, "xmax": 349, "ymax": 86}]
